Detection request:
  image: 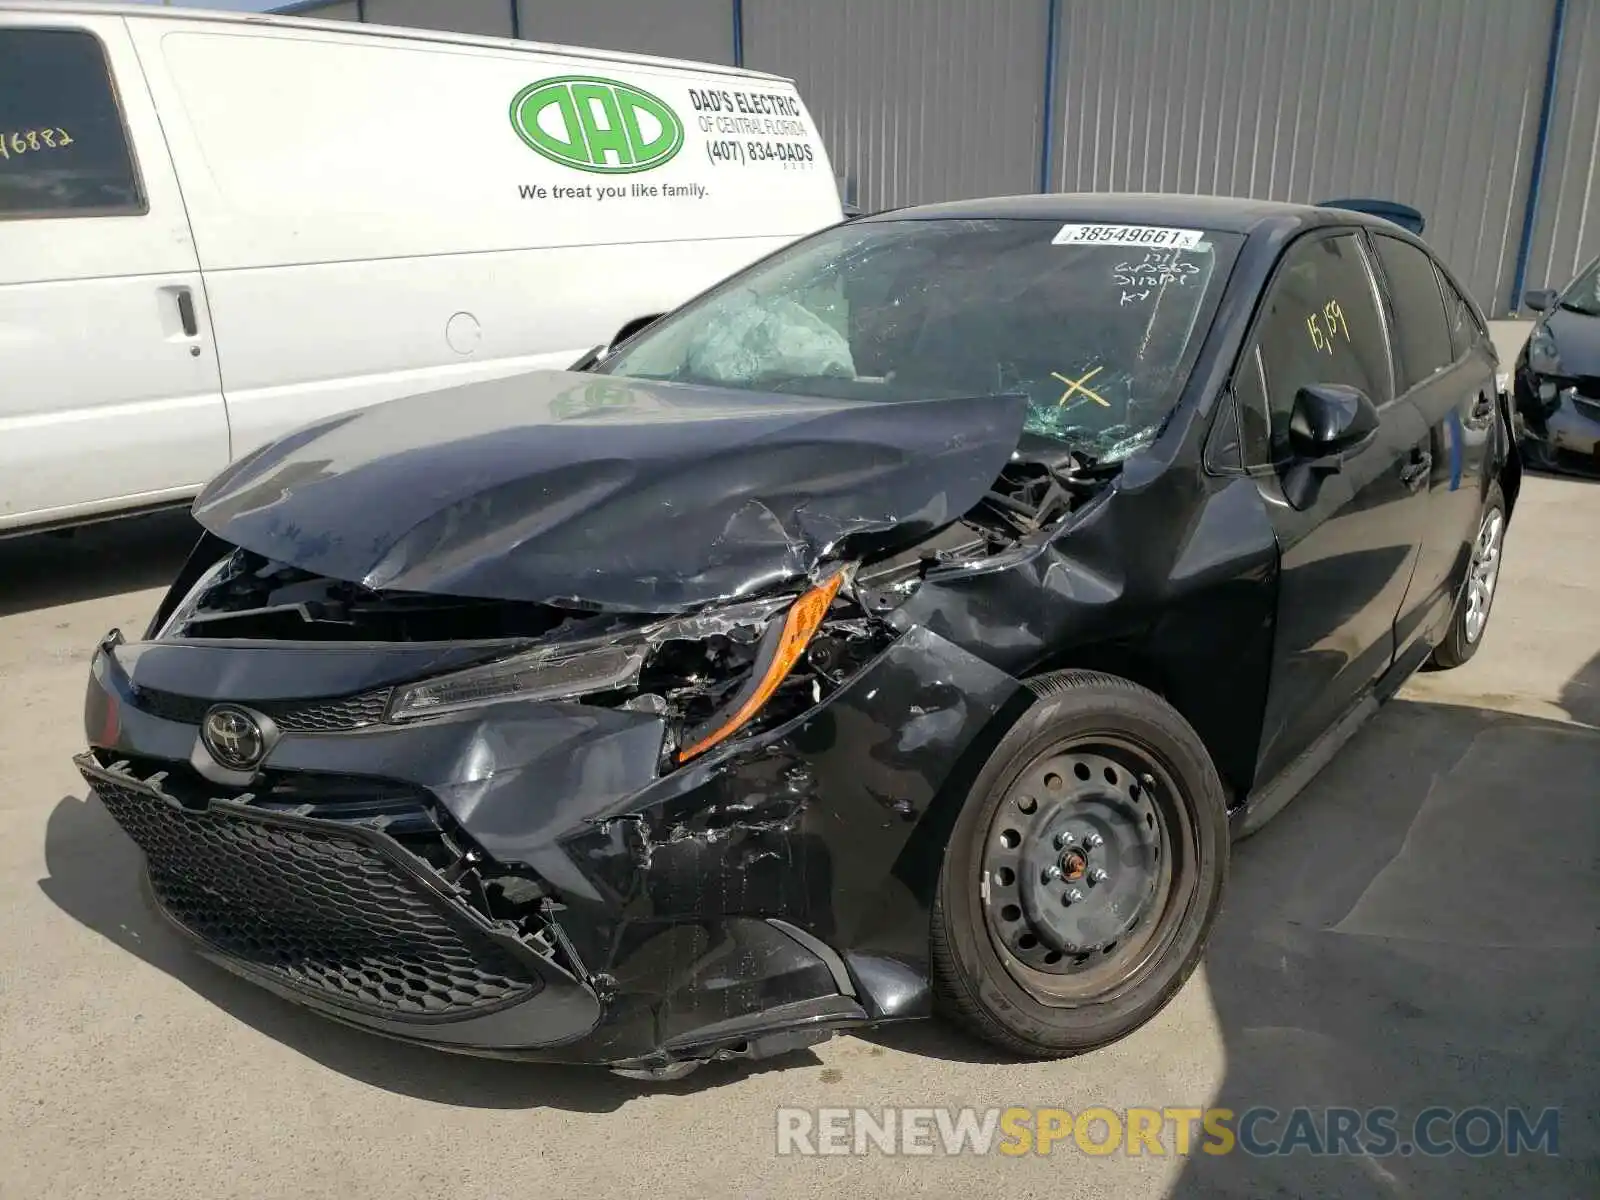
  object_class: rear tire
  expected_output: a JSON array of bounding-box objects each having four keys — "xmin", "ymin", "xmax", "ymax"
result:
[
  {"xmin": 1429, "ymin": 482, "xmax": 1506, "ymax": 670},
  {"xmin": 930, "ymin": 671, "xmax": 1229, "ymax": 1057}
]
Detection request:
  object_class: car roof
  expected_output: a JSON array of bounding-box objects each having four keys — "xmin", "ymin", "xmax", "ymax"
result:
[{"xmin": 861, "ymin": 192, "xmax": 1408, "ymax": 238}]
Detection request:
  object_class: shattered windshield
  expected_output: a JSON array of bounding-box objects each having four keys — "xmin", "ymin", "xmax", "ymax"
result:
[{"xmin": 596, "ymin": 217, "xmax": 1242, "ymax": 462}]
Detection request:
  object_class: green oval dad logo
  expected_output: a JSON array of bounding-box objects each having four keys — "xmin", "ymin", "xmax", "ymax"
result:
[{"xmin": 510, "ymin": 76, "xmax": 684, "ymax": 174}]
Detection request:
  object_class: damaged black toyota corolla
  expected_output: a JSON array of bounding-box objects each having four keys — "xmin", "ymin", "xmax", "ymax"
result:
[{"xmin": 77, "ymin": 195, "xmax": 1521, "ymax": 1078}]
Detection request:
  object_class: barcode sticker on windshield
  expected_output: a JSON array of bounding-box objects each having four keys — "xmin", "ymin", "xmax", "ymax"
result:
[{"xmin": 1053, "ymin": 224, "xmax": 1206, "ymax": 250}]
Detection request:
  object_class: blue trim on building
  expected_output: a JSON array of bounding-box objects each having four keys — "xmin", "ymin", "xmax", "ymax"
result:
[
  {"xmin": 732, "ymin": 0, "xmax": 745, "ymax": 68},
  {"xmin": 1511, "ymin": 0, "xmax": 1567, "ymax": 313},
  {"xmin": 510, "ymin": 0, "xmax": 520, "ymax": 39},
  {"xmin": 1038, "ymin": 0, "xmax": 1061, "ymax": 193}
]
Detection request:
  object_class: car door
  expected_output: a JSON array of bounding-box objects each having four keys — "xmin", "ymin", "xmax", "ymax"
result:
[
  {"xmin": 0, "ymin": 15, "xmax": 227, "ymax": 533},
  {"xmin": 1365, "ymin": 232, "xmax": 1498, "ymax": 650},
  {"xmin": 1231, "ymin": 229, "xmax": 1432, "ymax": 787}
]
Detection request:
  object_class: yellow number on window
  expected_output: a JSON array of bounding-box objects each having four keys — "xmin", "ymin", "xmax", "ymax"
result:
[
  {"xmin": 1306, "ymin": 313, "xmax": 1330, "ymax": 354},
  {"xmin": 1324, "ymin": 299, "xmax": 1350, "ymax": 342}
]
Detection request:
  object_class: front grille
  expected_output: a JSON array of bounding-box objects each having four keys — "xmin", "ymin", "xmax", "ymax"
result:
[
  {"xmin": 129, "ymin": 686, "xmax": 392, "ymax": 733},
  {"xmin": 79, "ymin": 758, "xmax": 543, "ymax": 1022}
]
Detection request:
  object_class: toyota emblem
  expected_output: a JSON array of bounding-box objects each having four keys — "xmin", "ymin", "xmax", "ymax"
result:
[{"xmin": 201, "ymin": 705, "xmax": 266, "ymax": 772}]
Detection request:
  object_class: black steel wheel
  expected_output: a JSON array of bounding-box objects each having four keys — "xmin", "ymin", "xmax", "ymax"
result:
[{"xmin": 931, "ymin": 670, "xmax": 1229, "ymax": 1057}]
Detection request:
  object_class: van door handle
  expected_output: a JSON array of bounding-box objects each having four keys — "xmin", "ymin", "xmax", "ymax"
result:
[
  {"xmin": 174, "ymin": 288, "xmax": 199, "ymax": 338},
  {"xmin": 1400, "ymin": 451, "xmax": 1432, "ymax": 492}
]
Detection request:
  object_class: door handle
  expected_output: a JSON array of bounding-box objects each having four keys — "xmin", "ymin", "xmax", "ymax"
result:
[
  {"xmin": 174, "ymin": 287, "xmax": 198, "ymax": 338},
  {"xmin": 1400, "ymin": 451, "xmax": 1432, "ymax": 491}
]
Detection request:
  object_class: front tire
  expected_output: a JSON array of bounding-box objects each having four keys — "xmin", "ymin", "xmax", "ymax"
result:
[
  {"xmin": 930, "ymin": 671, "xmax": 1229, "ymax": 1057},
  {"xmin": 1430, "ymin": 482, "xmax": 1506, "ymax": 670}
]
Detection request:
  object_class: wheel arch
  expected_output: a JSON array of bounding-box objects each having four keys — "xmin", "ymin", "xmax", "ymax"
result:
[
  {"xmin": 893, "ymin": 652, "xmax": 1246, "ymax": 914},
  {"xmin": 1497, "ymin": 390, "xmax": 1524, "ymax": 520}
]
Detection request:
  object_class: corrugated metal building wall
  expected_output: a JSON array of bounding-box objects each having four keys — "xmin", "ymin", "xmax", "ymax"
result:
[
  {"xmin": 743, "ymin": 0, "xmax": 1047, "ymax": 212},
  {"xmin": 1048, "ymin": 0, "xmax": 1553, "ymax": 316},
  {"xmin": 515, "ymin": 0, "xmax": 734, "ymax": 64},
  {"xmin": 1525, "ymin": 0, "xmax": 1600, "ymax": 294},
  {"xmin": 280, "ymin": 0, "xmax": 1596, "ymax": 316}
]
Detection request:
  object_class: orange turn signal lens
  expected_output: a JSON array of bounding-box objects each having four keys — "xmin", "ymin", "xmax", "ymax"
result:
[{"xmin": 675, "ymin": 569, "xmax": 846, "ymax": 764}]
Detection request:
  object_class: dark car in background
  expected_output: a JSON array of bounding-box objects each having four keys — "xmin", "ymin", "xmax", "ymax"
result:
[
  {"xmin": 1515, "ymin": 256, "xmax": 1600, "ymax": 476},
  {"xmin": 76, "ymin": 195, "xmax": 1519, "ymax": 1079}
]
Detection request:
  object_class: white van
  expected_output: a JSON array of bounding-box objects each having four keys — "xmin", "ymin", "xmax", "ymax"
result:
[{"xmin": 0, "ymin": 2, "xmax": 843, "ymax": 535}]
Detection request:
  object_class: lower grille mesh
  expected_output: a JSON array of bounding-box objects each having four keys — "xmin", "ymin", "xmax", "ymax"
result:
[{"xmin": 85, "ymin": 765, "xmax": 541, "ymax": 1021}]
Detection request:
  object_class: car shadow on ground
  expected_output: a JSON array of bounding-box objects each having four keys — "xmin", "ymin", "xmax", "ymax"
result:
[
  {"xmin": 35, "ymin": 693, "xmax": 1600, "ymax": 1150},
  {"xmin": 0, "ymin": 510, "xmax": 200, "ymax": 617},
  {"xmin": 1167, "ymin": 694, "xmax": 1600, "ymax": 1197},
  {"xmin": 35, "ymin": 790, "xmax": 817, "ymax": 1112},
  {"xmin": 1523, "ymin": 462, "xmax": 1600, "ymax": 488},
  {"xmin": 1559, "ymin": 649, "xmax": 1600, "ymax": 727},
  {"xmin": 828, "ymin": 692, "xmax": 1600, "ymax": 1195}
]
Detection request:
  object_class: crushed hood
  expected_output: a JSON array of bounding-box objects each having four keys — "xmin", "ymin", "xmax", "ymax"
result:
[
  {"xmin": 192, "ymin": 371, "xmax": 1029, "ymax": 611},
  {"xmin": 1542, "ymin": 307, "xmax": 1600, "ymax": 378}
]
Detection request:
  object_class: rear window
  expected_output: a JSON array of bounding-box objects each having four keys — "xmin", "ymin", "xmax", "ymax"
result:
[{"xmin": 0, "ymin": 28, "xmax": 144, "ymax": 218}]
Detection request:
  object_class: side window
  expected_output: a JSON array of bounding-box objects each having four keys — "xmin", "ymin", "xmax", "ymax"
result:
[
  {"xmin": 0, "ymin": 28, "xmax": 144, "ymax": 218},
  {"xmin": 1371, "ymin": 234, "xmax": 1454, "ymax": 390},
  {"xmin": 1248, "ymin": 233, "xmax": 1391, "ymax": 462},
  {"xmin": 1437, "ymin": 269, "xmax": 1487, "ymax": 359},
  {"xmin": 1233, "ymin": 344, "xmax": 1272, "ymax": 465}
]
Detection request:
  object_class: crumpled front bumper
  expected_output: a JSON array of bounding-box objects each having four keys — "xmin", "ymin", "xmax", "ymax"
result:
[
  {"xmin": 1514, "ymin": 369, "xmax": 1600, "ymax": 472},
  {"xmin": 75, "ymin": 753, "xmax": 604, "ymax": 1053},
  {"xmin": 80, "ymin": 621, "xmax": 1024, "ymax": 1067}
]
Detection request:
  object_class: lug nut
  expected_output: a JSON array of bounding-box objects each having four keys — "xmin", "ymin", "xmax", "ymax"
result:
[
  {"xmin": 1086, "ymin": 833, "xmax": 1104, "ymax": 848},
  {"xmin": 1089, "ymin": 867, "xmax": 1109, "ymax": 883},
  {"xmin": 1054, "ymin": 830, "xmax": 1076, "ymax": 848},
  {"xmin": 1065, "ymin": 888, "xmax": 1084, "ymax": 904},
  {"xmin": 1042, "ymin": 865, "xmax": 1062, "ymax": 882},
  {"xmin": 1140, "ymin": 773, "xmax": 1156, "ymax": 791}
]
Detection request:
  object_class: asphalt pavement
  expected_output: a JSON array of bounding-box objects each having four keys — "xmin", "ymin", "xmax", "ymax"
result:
[{"xmin": 1, "ymin": 473, "xmax": 1595, "ymax": 1199}]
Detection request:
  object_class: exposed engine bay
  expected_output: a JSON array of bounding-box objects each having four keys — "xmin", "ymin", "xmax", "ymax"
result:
[{"xmin": 154, "ymin": 439, "xmax": 1113, "ymax": 770}]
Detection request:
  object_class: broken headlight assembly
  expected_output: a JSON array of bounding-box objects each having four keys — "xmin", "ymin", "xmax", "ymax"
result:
[
  {"xmin": 385, "ymin": 565, "xmax": 896, "ymax": 764},
  {"xmin": 1527, "ymin": 324, "xmax": 1562, "ymax": 377}
]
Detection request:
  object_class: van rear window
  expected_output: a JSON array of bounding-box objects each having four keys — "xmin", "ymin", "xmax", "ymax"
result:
[{"xmin": 0, "ymin": 28, "xmax": 144, "ymax": 218}]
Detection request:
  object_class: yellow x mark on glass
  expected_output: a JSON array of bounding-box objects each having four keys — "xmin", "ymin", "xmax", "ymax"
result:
[{"xmin": 1053, "ymin": 366, "xmax": 1109, "ymax": 408}]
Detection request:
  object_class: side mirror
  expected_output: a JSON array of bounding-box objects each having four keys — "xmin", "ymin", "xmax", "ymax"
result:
[
  {"xmin": 1288, "ymin": 383, "xmax": 1380, "ymax": 465},
  {"xmin": 1522, "ymin": 288, "xmax": 1557, "ymax": 313},
  {"xmin": 610, "ymin": 312, "xmax": 664, "ymax": 349},
  {"xmin": 568, "ymin": 345, "xmax": 605, "ymax": 372}
]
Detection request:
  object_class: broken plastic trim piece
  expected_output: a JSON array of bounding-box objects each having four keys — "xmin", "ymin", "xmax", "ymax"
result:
[
  {"xmin": 382, "ymin": 595, "xmax": 797, "ymax": 722},
  {"xmin": 153, "ymin": 550, "xmax": 244, "ymax": 640},
  {"xmin": 676, "ymin": 567, "xmax": 847, "ymax": 763}
]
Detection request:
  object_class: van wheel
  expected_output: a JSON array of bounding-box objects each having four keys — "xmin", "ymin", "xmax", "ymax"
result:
[
  {"xmin": 930, "ymin": 671, "xmax": 1229, "ymax": 1057},
  {"xmin": 1430, "ymin": 482, "xmax": 1506, "ymax": 670}
]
